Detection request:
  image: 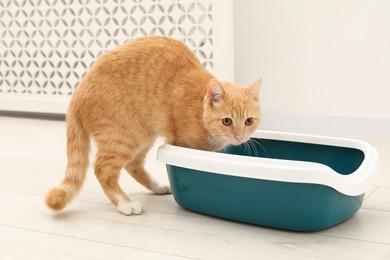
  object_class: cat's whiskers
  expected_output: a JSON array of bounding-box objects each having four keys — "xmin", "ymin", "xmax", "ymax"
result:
[
  {"xmin": 250, "ymin": 138, "xmax": 268, "ymax": 156},
  {"xmin": 243, "ymin": 140, "xmax": 248, "ymax": 155},
  {"xmin": 248, "ymin": 138, "xmax": 259, "ymax": 157},
  {"xmin": 242, "ymin": 141, "xmax": 249, "ymax": 155},
  {"xmin": 245, "ymin": 138, "xmax": 256, "ymax": 157}
]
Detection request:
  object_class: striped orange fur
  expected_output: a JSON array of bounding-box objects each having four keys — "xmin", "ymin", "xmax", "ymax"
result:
[{"xmin": 45, "ymin": 36, "xmax": 261, "ymax": 215}]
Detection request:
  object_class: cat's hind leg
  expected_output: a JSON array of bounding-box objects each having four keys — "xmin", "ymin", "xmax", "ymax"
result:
[
  {"xmin": 94, "ymin": 149, "xmax": 143, "ymax": 216},
  {"xmin": 125, "ymin": 159, "xmax": 172, "ymax": 195},
  {"xmin": 125, "ymin": 139, "xmax": 171, "ymax": 195}
]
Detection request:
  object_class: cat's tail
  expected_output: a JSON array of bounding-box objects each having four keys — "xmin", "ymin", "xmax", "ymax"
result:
[{"xmin": 45, "ymin": 109, "xmax": 90, "ymax": 211}]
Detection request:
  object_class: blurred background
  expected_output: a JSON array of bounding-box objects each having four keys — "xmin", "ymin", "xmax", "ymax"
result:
[
  {"xmin": 234, "ymin": 0, "xmax": 390, "ymax": 137},
  {"xmin": 1, "ymin": 0, "xmax": 389, "ymax": 137}
]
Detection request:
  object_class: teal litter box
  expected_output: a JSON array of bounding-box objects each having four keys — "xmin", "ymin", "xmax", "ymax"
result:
[{"xmin": 157, "ymin": 130, "xmax": 379, "ymax": 231}]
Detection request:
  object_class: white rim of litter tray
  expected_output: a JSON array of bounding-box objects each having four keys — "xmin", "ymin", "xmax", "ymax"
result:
[{"xmin": 157, "ymin": 130, "xmax": 379, "ymax": 196}]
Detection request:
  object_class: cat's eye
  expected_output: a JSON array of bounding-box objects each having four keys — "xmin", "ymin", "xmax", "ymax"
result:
[
  {"xmin": 245, "ymin": 117, "xmax": 254, "ymax": 126},
  {"xmin": 222, "ymin": 118, "xmax": 233, "ymax": 126}
]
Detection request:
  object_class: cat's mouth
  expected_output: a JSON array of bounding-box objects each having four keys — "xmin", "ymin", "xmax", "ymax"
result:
[
  {"xmin": 227, "ymin": 136, "xmax": 250, "ymax": 146},
  {"xmin": 213, "ymin": 135, "xmax": 250, "ymax": 148}
]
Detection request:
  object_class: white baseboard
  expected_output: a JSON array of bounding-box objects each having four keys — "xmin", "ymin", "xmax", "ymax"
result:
[
  {"xmin": 0, "ymin": 95, "xmax": 69, "ymax": 115},
  {"xmin": 260, "ymin": 110, "xmax": 390, "ymax": 139}
]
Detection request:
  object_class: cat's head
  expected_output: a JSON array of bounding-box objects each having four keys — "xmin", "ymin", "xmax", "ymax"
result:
[{"xmin": 203, "ymin": 79, "xmax": 261, "ymax": 147}]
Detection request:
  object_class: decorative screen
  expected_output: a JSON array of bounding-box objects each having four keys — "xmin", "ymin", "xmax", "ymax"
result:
[{"xmin": 0, "ymin": 0, "xmax": 232, "ymax": 114}]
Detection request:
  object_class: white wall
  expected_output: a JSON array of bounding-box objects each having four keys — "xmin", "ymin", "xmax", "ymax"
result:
[{"xmin": 234, "ymin": 0, "xmax": 390, "ymax": 120}]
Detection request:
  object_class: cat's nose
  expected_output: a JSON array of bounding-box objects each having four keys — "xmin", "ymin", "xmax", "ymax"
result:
[{"xmin": 234, "ymin": 135, "xmax": 243, "ymax": 142}]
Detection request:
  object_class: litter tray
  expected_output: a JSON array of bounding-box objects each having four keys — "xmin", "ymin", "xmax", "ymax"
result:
[{"xmin": 157, "ymin": 130, "xmax": 379, "ymax": 231}]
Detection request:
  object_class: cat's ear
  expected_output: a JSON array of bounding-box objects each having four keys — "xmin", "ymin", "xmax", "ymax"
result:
[
  {"xmin": 207, "ymin": 79, "xmax": 225, "ymax": 104},
  {"xmin": 248, "ymin": 79, "xmax": 262, "ymax": 102}
]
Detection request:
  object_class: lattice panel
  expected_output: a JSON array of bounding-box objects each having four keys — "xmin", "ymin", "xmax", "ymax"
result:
[{"xmin": 0, "ymin": 0, "xmax": 214, "ymax": 97}]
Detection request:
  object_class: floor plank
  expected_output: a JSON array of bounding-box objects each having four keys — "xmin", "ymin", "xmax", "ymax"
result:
[
  {"xmin": 0, "ymin": 225, "xmax": 191, "ymax": 260},
  {"xmin": 364, "ymin": 186, "xmax": 390, "ymax": 211}
]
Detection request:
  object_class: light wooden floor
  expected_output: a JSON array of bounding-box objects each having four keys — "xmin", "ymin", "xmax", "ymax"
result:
[{"xmin": 1, "ymin": 116, "xmax": 389, "ymax": 260}]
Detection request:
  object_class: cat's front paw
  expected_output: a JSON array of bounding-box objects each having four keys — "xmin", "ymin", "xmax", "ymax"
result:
[
  {"xmin": 151, "ymin": 181, "xmax": 172, "ymax": 195},
  {"xmin": 117, "ymin": 200, "xmax": 143, "ymax": 216}
]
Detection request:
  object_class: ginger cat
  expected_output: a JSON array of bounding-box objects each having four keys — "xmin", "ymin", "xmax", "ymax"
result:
[{"xmin": 45, "ymin": 36, "xmax": 261, "ymax": 215}]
